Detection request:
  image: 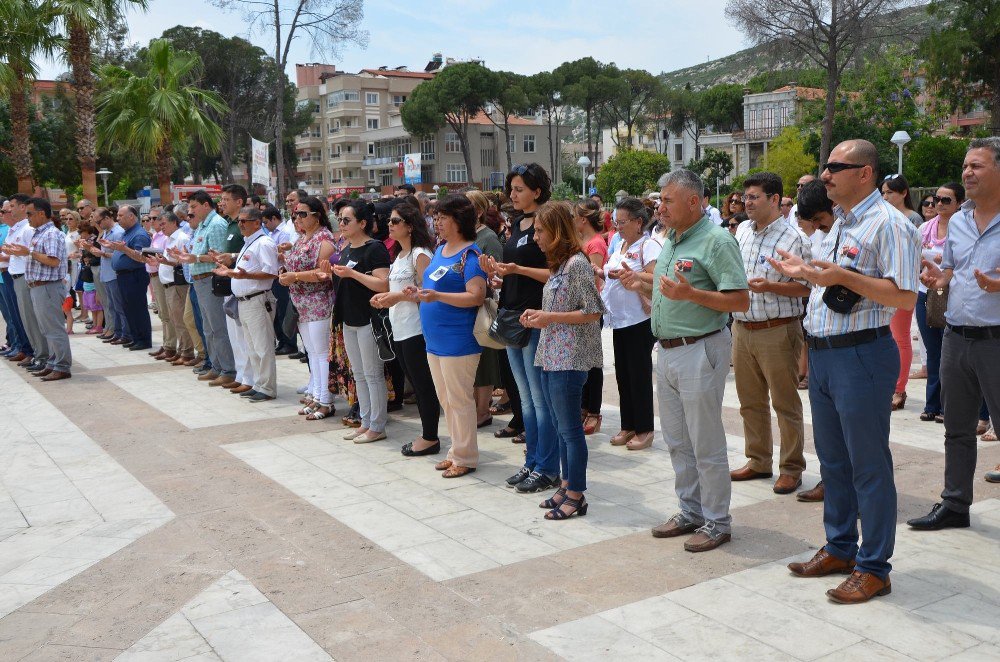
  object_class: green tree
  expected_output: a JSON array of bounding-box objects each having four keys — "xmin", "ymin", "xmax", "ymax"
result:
[
  {"xmin": 905, "ymin": 136, "xmax": 970, "ymax": 187},
  {"xmin": 556, "ymin": 57, "xmax": 621, "ymax": 168},
  {"xmin": 763, "ymin": 128, "xmax": 818, "ymax": 196},
  {"xmin": 699, "ymin": 83, "xmax": 745, "ymax": 132},
  {"xmin": 595, "ymin": 150, "xmax": 670, "ymax": 199},
  {"xmin": 401, "ymin": 61, "xmax": 500, "ymax": 186},
  {"xmin": 922, "ymin": 0, "xmax": 1000, "ymax": 134},
  {"xmin": 97, "ymin": 39, "xmax": 227, "ymax": 203},
  {"xmin": 688, "ymin": 148, "xmax": 735, "ymax": 193},
  {"xmin": 484, "ymin": 70, "xmax": 531, "ymax": 173},
  {"xmin": 664, "ymin": 84, "xmax": 706, "ymax": 157},
  {"xmin": 53, "ymin": 0, "xmax": 149, "ymax": 203},
  {"xmin": 527, "ymin": 70, "xmax": 568, "ymax": 181},
  {"xmin": 602, "ymin": 68, "xmax": 661, "ymax": 148}
]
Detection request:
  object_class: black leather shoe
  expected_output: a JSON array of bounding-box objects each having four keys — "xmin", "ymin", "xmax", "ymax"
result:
[
  {"xmin": 505, "ymin": 466, "xmax": 531, "ymax": 487},
  {"xmin": 275, "ymin": 345, "xmax": 296, "ymax": 356},
  {"xmin": 239, "ymin": 389, "xmax": 260, "ymax": 398},
  {"xmin": 401, "ymin": 441, "xmax": 441, "ymax": 456},
  {"xmin": 907, "ymin": 503, "xmax": 970, "ymax": 530},
  {"xmin": 288, "ymin": 351, "xmax": 305, "ymax": 360},
  {"xmin": 516, "ymin": 471, "xmax": 560, "ymax": 493},
  {"xmin": 128, "ymin": 344, "xmax": 153, "ymax": 351}
]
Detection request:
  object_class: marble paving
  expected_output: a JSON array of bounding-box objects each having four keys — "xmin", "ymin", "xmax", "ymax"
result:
[
  {"xmin": 530, "ymin": 500, "xmax": 1000, "ymax": 661},
  {"xmin": 0, "ymin": 364, "xmax": 173, "ymax": 620},
  {"xmin": 115, "ymin": 570, "xmax": 332, "ymax": 662}
]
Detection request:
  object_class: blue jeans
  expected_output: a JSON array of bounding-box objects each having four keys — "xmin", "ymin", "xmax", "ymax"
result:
[
  {"xmin": 0, "ymin": 275, "xmax": 32, "ymax": 354},
  {"xmin": 541, "ymin": 370, "xmax": 589, "ymax": 492},
  {"xmin": 102, "ymin": 278, "xmax": 130, "ymax": 341},
  {"xmin": 506, "ymin": 328, "xmax": 559, "ymax": 476},
  {"xmin": 915, "ymin": 292, "xmax": 943, "ymax": 415},
  {"xmin": 189, "ymin": 285, "xmax": 211, "ymax": 370},
  {"xmin": 809, "ymin": 334, "xmax": 897, "ymax": 578}
]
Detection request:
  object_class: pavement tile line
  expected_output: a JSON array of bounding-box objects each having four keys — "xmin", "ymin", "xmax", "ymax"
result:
[
  {"xmin": 0, "ymin": 361, "xmax": 174, "ymax": 621},
  {"xmin": 530, "ymin": 500, "xmax": 1000, "ymax": 662}
]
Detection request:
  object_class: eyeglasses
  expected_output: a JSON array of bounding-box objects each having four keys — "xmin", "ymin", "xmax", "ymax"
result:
[
  {"xmin": 294, "ymin": 211, "xmax": 313, "ymax": 218},
  {"xmin": 728, "ymin": 222, "xmax": 740, "ymax": 228},
  {"xmin": 741, "ymin": 194, "xmax": 767, "ymax": 203},
  {"xmin": 921, "ymin": 200, "xmax": 935, "ymax": 208},
  {"xmin": 780, "ymin": 202, "xmax": 793, "ymax": 207},
  {"xmin": 823, "ymin": 162, "xmax": 866, "ymax": 174},
  {"xmin": 933, "ymin": 196, "xmax": 954, "ymax": 205},
  {"xmin": 337, "ymin": 216, "xmax": 355, "ymax": 224},
  {"xmin": 388, "ymin": 216, "xmax": 404, "ymax": 225},
  {"xmin": 883, "ymin": 173, "xmax": 902, "ymax": 181},
  {"xmin": 76, "ymin": 206, "xmax": 86, "ymax": 211},
  {"xmin": 237, "ymin": 218, "xmax": 252, "ymax": 224}
]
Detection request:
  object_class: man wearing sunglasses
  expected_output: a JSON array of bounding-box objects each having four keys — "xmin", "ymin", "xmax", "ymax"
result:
[
  {"xmin": 909, "ymin": 137, "xmax": 1000, "ymax": 526},
  {"xmin": 770, "ymin": 139, "xmax": 920, "ymax": 605}
]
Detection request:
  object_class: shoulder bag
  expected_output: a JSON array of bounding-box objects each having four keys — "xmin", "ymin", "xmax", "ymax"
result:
[{"xmin": 452, "ymin": 245, "xmax": 506, "ymax": 350}]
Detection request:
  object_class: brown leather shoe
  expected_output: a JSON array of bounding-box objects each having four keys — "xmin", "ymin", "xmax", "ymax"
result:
[
  {"xmin": 651, "ymin": 513, "xmax": 703, "ymax": 538},
  {"xmin": 184, "ymin": 356, "xmax": 203, "ymax": 367},
  {"xmin": 169, "ymin": 355, "xmax": 187, "ymax": 366},
  {"xmin": 683, "ymin": 527, "xmax": 731, "ymax": 552},
  {"xmin": 33, "ymin": 367, "xmax": 53, "ymax": 378},
  {"xmin": 6, "ymin": 352, "xmax": 26, "ymax": 362},
  {"xmin": 797, "ymin": 482, "xmax": 825, "ymax": 502},
  {"xmin": 730, "ymin": 462, "xmax": 773, "ymax": 481},
  {"xmin": 434, "ymin": 459, "xmax": 453, "ymax": 471},
  {"xmin": 208, "ymin": 375, "xmax": 236, "ymax": 387},
  {"xmin": 230, "ymin": 384, "xmax": 253, "ymax": 394},
  {"xmin": 197, "ymin": 371, "xmax": 219, "ymax": 382},
  {"xmin": 827, "ymin": 571, "xmax": 891, "ymax": 604},
  {"xmin": 149, "ymin": 346, "xmax": 165, "ymax": 357},
  {"xmin": 788, "ymin": 548, "xmax": 855, "ymax": 577},
  {"xmin": 156, "ymin": 351, "xmax": 177, "ymax": 361},
  {"xmin": 17, "ymin": 357, "xmax": 34, "ymax": 367},
  {"xmin": 773, "ymin": 474, "xmax": 802, "ymax": 494},
  {"xmin": 40, "ymin": 370, "xmax": 71, "ymax": 382}
]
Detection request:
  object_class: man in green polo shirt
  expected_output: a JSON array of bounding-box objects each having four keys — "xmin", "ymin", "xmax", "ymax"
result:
[{"xmin": 626, "ymin": 168, "xmax": 749, "ymax": 553}]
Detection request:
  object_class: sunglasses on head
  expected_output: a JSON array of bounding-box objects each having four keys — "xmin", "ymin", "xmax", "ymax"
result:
[
  {"xmin": 933, "ymin": 196, "xmax": 954, "ymax": 205},
  {"xmin": 510, "ymin": 164, "xmax": 529, "ymax": 176},
  {"xmin": 823, "ymin": 162, "xmax": 866, "ymax": 174}
]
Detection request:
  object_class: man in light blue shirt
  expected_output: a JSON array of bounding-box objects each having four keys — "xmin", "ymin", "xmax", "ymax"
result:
[
  {"xmin": 770, "ymin": 139, "xmax": 920, "ymax": 605},
  {"xmin": 909, "ymin": 137, "xmax": 1000, "ymax": 527},
  {"xmin": 94, "ymin": 213, "xmax": 129, "ymax": 343}
]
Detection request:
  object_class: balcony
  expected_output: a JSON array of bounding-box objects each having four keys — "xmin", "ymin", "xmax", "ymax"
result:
[{"xmin": 362, "ymin": 155, "xmax": 403, "ymax": 168}]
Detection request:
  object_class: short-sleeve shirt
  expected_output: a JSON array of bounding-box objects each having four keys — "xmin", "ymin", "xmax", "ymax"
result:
[
  {"xmin": 111, "ymin": 222, "xmax": 151, "ymax": 272},
  {"xmin": 733, "ymin": 216, "xmax": 811, "ymax": 322},
  {"xmin": 388, "ymin": 246, "xmax": 433, "ymax": 341},
  {"xmin": 941, "ymin": 201, "xmax": 1000, "ymax": 327},
  {"xmin": 231, "ymin": 229, "xmax": 278, "ymax": 297},
  {"xmin": 499, "ymin": 215, "xmax": 547, "ymax": 312},
  {"xmin": 419, "ymin": 244, "xmax": 487, "ymax": 357},
  {"xmin": 98, "ymin": 224, "xmax": 123, "ymax": 282},
  {"xmin": 190, "ymin": 211, "xmax": 229, "ymax": 277},
  {"xmin": 6, "ymin": 219, "xmax": 34, "ymax": 275},
  {"xmin": 159, "ymin": 229, "xmax": 189, "ymax": 284},
  {"xmin": 601, "ymin": 234, "xmax": 661, "ymax": 329},
  {"xmin": 26, "ymin": 222, "xmax": 67, "ymax": 283},
  {"xmin": 803, "ymin": 189, "xmax": 921, "ymax": 337},
  {"xmin": 535, "ymin": 253, "xmax": 606, "ymax": 372},
  {"xmin": 223, "ymin": 218, "xmax": 245, "ymax": 254},
  {"xmin": 334, "ymin": 239, "xmax": 391, "ymax": 327},
  {"xmin": 584, "ymin": 233, "xmax": 609, "ymax": 267},
  {"xmin": 475, "ymin": 225, "xmax": 504, "ymax": 261},
  {"xmin": 652, "ymin": 216, "xmax": 749, "ymax": 339}
]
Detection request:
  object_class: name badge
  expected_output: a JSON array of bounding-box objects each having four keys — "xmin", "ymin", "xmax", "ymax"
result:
[
  {"xmin": 841, "ymin": 245, "xmax": 860, "ymax": 259},
  {"xmin": 227, "ymin": 234, "xmax": 234, "ymax": 241},
  {"xmin": 675, "ymin": 258, "xmax": 693, "ymax": 273},
  {"xmin": 516, "ymin": 235, "xmax": 528, "ymax": 248},
  {"xmin": 346, "ymin": 260, "xmax": 358, "ymax": 269},
  {"xmin": 428, "ymin": 266, "xmax": 448, "ymax": 281}
]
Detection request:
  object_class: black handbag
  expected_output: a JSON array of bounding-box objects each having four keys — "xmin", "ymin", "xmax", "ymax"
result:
[
  {"xmin": 489, "ymin": 307, "xmax": 531, "ymax": 348},
  {"xmin": 173, "ymin": 264, "xmax": 188, "ymax": 285},
  {"xmin": 926, "ymin": 285, "xmax": 949, "ymax": 329},
  {"xmin": 370, "ymin": 308, "xmax": 395, "ymax": 361},
  {"xmin": 211, "ymin": 274, "xmax": 232, "ymax": 297}
]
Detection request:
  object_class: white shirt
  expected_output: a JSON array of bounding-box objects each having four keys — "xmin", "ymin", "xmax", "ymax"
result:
[
  {"xmin": 388, "ymin": 246, "xmax": 433, "ymax": 341},
  {"xmin": 809, "ymin": 229, "xmax": 826, "ymax": 258},
  {"xmin": 705, "ymin": 204, "xmax": 724, "ymax": 226},
  {"xmin": 159, "ymin": 228, "xmax": 190, "ymax": 283},
  {"xmin": 277, "ymin": 219, "xmax": 299, "ymax": 245},
  {"xmin": 601, "ymin": 234, "xmax": 662, "ymax": 329},
  {"xmin": 6, "ymin": 219, "xmax": 34, "ymax": 275},
  {"xmin": 733, "ymin": 217, "xmax": 811, "ymax": 322},
  {"xmin": 230, "ymin": 229, "xmax": 278, "ymax": 297}
]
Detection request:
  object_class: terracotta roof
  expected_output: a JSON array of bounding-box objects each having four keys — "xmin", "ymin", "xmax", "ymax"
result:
[
  {"xmin": 361, "ymin": 69, "xmax": 435, "ymax": 80},
  {"xmin": 772, "ymin": 85, "xmax": 827, "ymax": 100},
  {"xmin": 468, "ymin": 111, "xmax": 537, "ymax": 126}
]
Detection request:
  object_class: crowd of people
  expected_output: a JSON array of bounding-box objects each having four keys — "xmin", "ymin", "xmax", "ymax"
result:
[{"xmin": 2, "ymin": 136, "xmax": 999, "ymax": 605}]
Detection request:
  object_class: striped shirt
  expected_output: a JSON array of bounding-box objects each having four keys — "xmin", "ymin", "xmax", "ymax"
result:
[
  {"xmin": 803, "ymin": 189, "xmax": 921, "ymax": 337},
  {"xmin": 26, "ymin": 222, "xmax": 67, "ymax": 284},
  {"xmin": 189, "ymin": 210, "xmax": 229, "ymax": 276},
  {"xmin": 733, "ymin": 216, "xmax": 812, "ymax": 322},
  {"xmin": 941, "ymin": 201, "xmax": 1000, "ymax": 327}
]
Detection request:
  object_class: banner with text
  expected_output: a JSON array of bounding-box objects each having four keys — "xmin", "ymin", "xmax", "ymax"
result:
[
  {"xmin": 403, "ymin": 153, "xmax": 422, "ymax": 185},
  {"xmin": 251, "ymin": 138, "xmax": 270, "ymax": 186}
]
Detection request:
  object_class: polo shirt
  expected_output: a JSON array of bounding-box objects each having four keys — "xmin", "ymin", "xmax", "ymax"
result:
[
  {"xmin": 231, "ymin": 229, "xmax": 278, "ymax": 297},
  {"xmin": 111, "ymin": 222, "xmax": 151, "ymax": 272},
  {"xmin": 651, "ymin": 216, "xmax": 748, "ymax": 339},
  {"xmin": 223, "ymin": 218, "xmax": 245, "ymax": 254},
  {"xmin": 941, "ymin": 200, "xmax": 1000, "ymax": 327}
]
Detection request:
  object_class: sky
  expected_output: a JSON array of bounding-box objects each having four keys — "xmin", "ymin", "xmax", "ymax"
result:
[{"xmin": 37, "ymin": 0, "xmax": 749, "ymax": 81}]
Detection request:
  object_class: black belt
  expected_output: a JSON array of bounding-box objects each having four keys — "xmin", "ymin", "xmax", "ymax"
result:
[
  {"xmin": 236, "ymin": 290, "xmax": 267, "ymax": 302},
  {"xmin": 947, "ymin": 324, "xmax": 1000, "ymax": 340},
  {"xmin": 11, "ymin": 273, "xmax": 24, "ymax": 279},
  {"xmin": 805, "ymin": 325, "xmax": 890, "ymax": 350}
]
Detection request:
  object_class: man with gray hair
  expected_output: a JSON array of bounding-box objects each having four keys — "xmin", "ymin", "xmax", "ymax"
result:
[
  {"xmin": 106, "ymin": 205, "xmax": 153, "ymax": 350},
  {"xmin": 910, "ymin": 137, "xmax": 1000, "ymax": 525},
  {"xmin": 623, "ymin": 168, "xmax": 749, "ymax": 553}
]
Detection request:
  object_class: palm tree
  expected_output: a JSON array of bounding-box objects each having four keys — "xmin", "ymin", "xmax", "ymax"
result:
[
  {"xmin": 96, "ymin": 39, "xmax": 227, "ymax": 203},
  {"xmin": 0, "ymin": 0, "xmax": 61, "ymax": 193},
  {"xmin": 53, "ymin": 0, "xmax": 147, "ymax": 203}
]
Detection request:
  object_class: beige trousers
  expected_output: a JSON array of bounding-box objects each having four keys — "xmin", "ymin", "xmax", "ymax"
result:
[
  {"xmin": 732, "ymin": 321, "xmax": 806, "ymax": 478},
  {"xmin": 163, "ymin": 284, "xmax": 194, "ymax": 358},
  {"xmin": 183, "ymin": 289, "xmax": 205, "ymax": 358},
  {"xmin": 427, "ymin": 353, "xmax": 481, "ymax": 468},
  {"xmin": 150, "ymin": 274, "xmax": 175, "ymax": 351}
]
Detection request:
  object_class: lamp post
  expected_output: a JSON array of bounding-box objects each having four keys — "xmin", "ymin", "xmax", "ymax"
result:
[
  {"xmin": 576, "ymin": 155, "xmax": 592, "ymax": 199},
  {"xmin": 96, "ymin": 168, "xmax": 112, "ymax": 206},
  {"xmin": 586, "ymin": 173, "xmax": 596, "ymax": 196},
  {"xmin": 432, "ymin": 184, "xmax": 440, "ymax": 199},
  {"xmin": 890, "ymin": 130, "xmax": 911, "ymax": 176}
]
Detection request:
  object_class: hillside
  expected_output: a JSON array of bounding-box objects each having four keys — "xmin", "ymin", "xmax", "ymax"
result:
[{"xmin": 658, "ymin": 2, "xmax": 942, "ymax": 90}]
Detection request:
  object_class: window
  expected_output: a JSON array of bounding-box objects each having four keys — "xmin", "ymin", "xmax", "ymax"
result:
[
  {"xmin": 522, "ymin": 134, "xmax": 536, "ymax": 153},
  {"xmin": 328, "ymin": 90, "xmax": 360, "ymax": 107},
  {"xmin": 367, "ymin": 118, "xmax": 379, "ymax": 130},
  {"xmin": 420, "ymin": 138, "xmax": 435, "ymax": 161},
  {"xmin": 366, "ymin": 92, "xmax": 379, "ymax": 106},
  {"xmin": 509, "ymin": 134, "xmax": 516, "ymax": 154},
  {"xmin": 392, "ymin": 95, "xmax": 406, "ymax": 107},
  {"xmin": 446, "ymin": 163, "xmax": 468, "ymax": 183},
  {"xmin": 445, "ymin": 132, "xmax": 461, "ymax": 153},
  {"xmin": 346, "ymin": 145, "xmax": 353, "ymax": 154},
  {"xmin": 312, "ymin": 102, "xmax": 320, "ymax": 113},
  {"xmin": 368, "ymin": 169, "xmax": 376, "ymax": 183},
  {"xmin": 327, "ymin": 122, "xmax": 339, "ymax": 134},
  {"xmin": 674, "ymin": 143, "xmax": 683, "ymax": 162},
  {"xmin": 367, "ymin": 142, "xmax": 375, "ymax": 156}
]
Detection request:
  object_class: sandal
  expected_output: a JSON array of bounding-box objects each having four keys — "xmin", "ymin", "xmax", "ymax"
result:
[
  {"xmin": 545, "ymin": 496, "xmax": 588, "ymax": 520},
  {"xmin": 891, "ymin": 392, "xmax": 907, "ymax": 411},
  {"xmin": 435, "ymin": 459, "xmax": 453, "ymax": 471},
  {"xmin": 797, "ymin": 376, "xmax": 809, "ymax": 390},
  {"xmin": 442, "ymin": 464, "xmax": 476, "ymax": 478},
  {"xmin": 610, "ymin": 430, "xmax": 635, "ymax": 447},
  {"xmin": 306, "ymin": 405, "xmax": 333, "ymax": 420},
  {"xmin": 626, "ymin": 432, "xmax": 654, "ymax": 451},
  {"xmin": 539, "ymin": 487, "xmax": 567, "ymax": 509},
  {"xmin": 489, "ymin": 400, "xmax": 512, "ymax": 415},
  {"xmin": 298, "ymin": 405, "xmax": 316, "ymax": 416},
  {"xmin": 494, "ymin": 426, "xmax": 519, "ymax": 439},
  {"xmin": 583, "ymin": 414, "xmax": 602, "ymax": 435},
  {"xmin": 983, "ymin": 427, "xmax": 998, "ymax": 442},
  {"xmin": 976, "ymin": 419, "xmax": 990, "ymax": 436},
  {"xmin": 919, "ymin": 412, "xmax": 938, "ymax": 422},
  {"xmin": 511, "ymin": 432, "xmax": 526, "ymax": 444}
]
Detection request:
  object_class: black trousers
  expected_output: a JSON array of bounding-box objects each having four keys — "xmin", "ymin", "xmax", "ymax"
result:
[
  {"xmin": 271, "ymin": 281, "xmax": 296, "ymax": 349},
  {"xmin": 612, "ymin": 318, "xmax": 655, "ymax": 433},
  {"xmin": 395, "ymin": 334, "xmax": 440, "ymax": 441},
  {"xmin": 116, "ymin": 269, "xmax": 152, "ymax": 347},
  {"xmin": 498, "ymin": 345, "xmax": 524, "ymax": 432},
  {"xmin": 582, "ymin": 367, "xmax": 604, "ymax": 415}
]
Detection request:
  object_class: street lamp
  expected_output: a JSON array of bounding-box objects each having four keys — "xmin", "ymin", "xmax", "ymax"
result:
[
  {"xmin": 576, "ymin": 155, "xmax": 592, "ymax": 199},
  {"xmin": 586, "ymin": 173, "xmax": 596, "ymax": 196},
  {"xmin": 96, "ymin": 168, "xmax": 112, "ymax": 206},
  {"xmin": 890, "ymin": 130, "xmax": 911, "ymax": 176},
  {"xmin": 432, "ymin": 184, "xmax": 440, "ymax": 199}
]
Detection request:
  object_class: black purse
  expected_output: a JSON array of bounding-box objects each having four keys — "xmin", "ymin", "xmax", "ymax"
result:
[
  {"xmin": 370, "ymin": 308, "xmax": 395, "ymax": 361},
  {"xmin": 173, "ymin": 264, "xmax": 188, "ymax": 285},
  {"xmin": 211, "ymin": 274, "xmax": 232, "ymax": 297},
  {"xmin": 822, "ymin": 229, "xmax": 863, "ymax": 314},
  {"xmin": 489, "ymin": 307, "xmax": 531, "ymax": 348}
]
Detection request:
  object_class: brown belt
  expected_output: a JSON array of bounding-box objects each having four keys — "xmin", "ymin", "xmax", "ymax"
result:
[
  {"xmin": 28, "ymin": 280, "xmax": 59, "ymax": 288},
  {"xmin": 191, "ymin": 272, "xmax": 213, "ymax": 281},
  {"xmin": 735, "ymin": 316, "xmax": 798, "ymax": 331},
  {"xmin": 658, "ymin": 328, "xmax": 721, "ymax": 349},
  {"xmin": 149, "ymin": 273, "xmax": 158, "ymax": 278}
]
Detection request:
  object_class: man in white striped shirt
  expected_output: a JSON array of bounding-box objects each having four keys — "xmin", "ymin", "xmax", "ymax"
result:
[
  {"xmin": 730, "ymin": 172, "xmax": 812, "ymax": 496},
  {"xmin": 770, "ymin": 139, "xmax": 920, "ymax": 605}
]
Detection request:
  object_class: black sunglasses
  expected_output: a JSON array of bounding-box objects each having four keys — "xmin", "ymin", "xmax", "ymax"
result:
[
  {"xmin": 294, "ymin": 210, "xmax": 313, "ymax": 218},
  {"xmin": 388, "ymin": 216, "xmax": 405, "ymax": 225},
  {"xmin": 921, "ymin": 200, "xmax": 935, "ymax": 207},
  {"xmin": 510, "ymin": 164, "xmax": 529, "ymax": 176},
  {"xmin": 933, "ymin": 196, "xmax": 954, "ymax": 205},
  {"xmin": 823, "ymin": 162, "xmax": 866, "ymax": 174}
]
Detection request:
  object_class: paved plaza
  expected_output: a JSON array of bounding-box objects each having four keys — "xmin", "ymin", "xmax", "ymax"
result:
[{"xmin": 1, "ymin": 320, "xmax": 999, "ymax": 661}]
